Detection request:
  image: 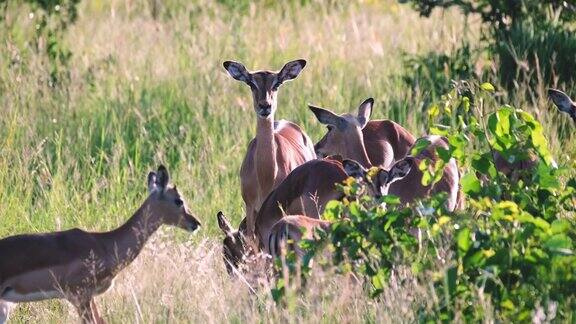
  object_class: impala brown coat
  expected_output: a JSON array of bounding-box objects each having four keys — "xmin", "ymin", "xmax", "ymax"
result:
[{"xmin": 0, "ymin": 166, "xmax": 200, "ymax": 324}]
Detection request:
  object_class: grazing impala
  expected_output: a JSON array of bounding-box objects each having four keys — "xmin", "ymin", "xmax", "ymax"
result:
[
  {"xmin": 217, "ymin": 157, "xmax": 347, "ymax": 273},
  {"xmin": 266, "ymin": 159, "xmax": 412, "ymax": 259},
  {"xmin": 217, "ymin": 157, "xmax": 411, "ymax": 269},
  {"xmin": 223, "ymin": 59, "xmax": 316, "ymax": 238},
  {"xmin": 0, "ymin": 166, "xmax": 200, "ymax": 324},
  {"xmin": 549, "ymin": 88, "xmax": 576, "ymax": 122},
  {"xmin": 309, "ymin": 98, "xmax": 415, "ymax": 168}
]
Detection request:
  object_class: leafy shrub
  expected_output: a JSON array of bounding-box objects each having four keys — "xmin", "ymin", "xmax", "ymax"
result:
[
  {"xmin": 399, "ymin": 0, "xmax": 576, "ymax": 90},
  {"xmin": 274, "ymin": 82, "xmax": 576, "ymax": 322},
  {"xmin": 3, "ymin": 0, "xmax": 81, "ymax": 85},
  {"xmin": 402, "ymin": 43, "xmax": 476, "ymax": 105}
]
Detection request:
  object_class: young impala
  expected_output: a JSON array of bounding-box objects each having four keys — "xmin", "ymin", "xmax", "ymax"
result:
[
  {"xmin": 223, "ymin": 59, "xmax": 316, "ymax": 238},
  {"xmin": 0, "ymin": 166, "xmax": 201, "ymax": 324},
  {"xmin": 309, "ymin": 99, "xmax": 461, "ymax": 211},
  {"xmin": 217, "ymin": 157, "xmax": 411, "ymax": 270},
  {"xmin": 309, "ymin": 97, "xmax": 415, "ymax": 169}
]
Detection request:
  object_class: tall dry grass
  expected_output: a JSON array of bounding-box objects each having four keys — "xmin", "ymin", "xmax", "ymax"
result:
[{"xmin": 1, "ymin": 0, "xmax": 571, "ymax": 322}]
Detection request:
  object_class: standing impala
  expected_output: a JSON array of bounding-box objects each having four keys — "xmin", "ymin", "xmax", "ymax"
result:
[
  {"xmin": 309, "ymin": 98, "xmax": 415, "ymax": 169},
  {"xmin": 309, "ymin": 99, "xmax": 461, "ymax": 211},
  {"xmin": 0, "ymin": 166, "xmax": 200, "ymax": 324},
  {"xmin": 217, "ymin": 157, "xmax": 411, "ymax": 270},
  {"xmin": 223, "ymin": 59, "xmax": 316, "ymax": 238}
]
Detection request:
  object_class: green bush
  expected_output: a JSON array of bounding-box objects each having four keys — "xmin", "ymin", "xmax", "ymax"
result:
[
  {"xmin": 275, "ymin": 82, "xmax": 576, "ymax": 322},
  {"xmin": 2, "ymin": 0, "xmax": 81, "ymax": 85},
  {"xmin": 401, "ymin": 43, "xmax": 476, "ymax": 106},
  {"xmin": 399, "ymin": 0, "xmax": 576, "ymax": 91}
]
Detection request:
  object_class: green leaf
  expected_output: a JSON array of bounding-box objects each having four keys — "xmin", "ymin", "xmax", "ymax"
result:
[
  {"xmin": 461, "ymin": 172, "xmax": 481, "ymax": 195},
  {"xmin": 457, "ymin": 228, "xmax": 471, "ymax": 255},
  {"xmin": 410, "ymin": 138, "xmax": 432, "ymax": 156},
  {"xmin": 551, "ymin": 219, "xmax": 571, "ymax": 234},
  {"xmin": 471, "ymin": 153, "xmax": 496, "ymax": 178},
  {"xmin": 480, "ymin": 82, "xmax": 495, "ymax": 92},
  {"xmin": 544, "ymin": 234, "xmax": 573, "ymax": 253},
  {"xmin": 421, "ymin": 170, "xmax": 432, "ymax": 186},
  {"xmin": 500, "ymin": 299, "xmax": 515, "ymax": 311},
  {"xmin": 436, "ymin": 146, "xmax": 452, "ymax": 163},
  {"xmin": 495, "ymin": 108, "xmax": 512, "ymax": 138},
  {"xmin": 380, "ymin": 195, "xmax": 401, "ymax": 205}
]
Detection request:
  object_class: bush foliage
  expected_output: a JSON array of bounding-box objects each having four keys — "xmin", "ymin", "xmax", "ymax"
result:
[
  {"xmin": 399, "ymin": 0, "xmax": 576, "ymax": 93},
  {"xmin": 276, "ymin": 83, "xmax": 576, "ymax": 322}
]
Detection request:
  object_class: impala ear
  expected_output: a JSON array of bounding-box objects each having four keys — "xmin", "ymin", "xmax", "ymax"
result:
[
  {"xmin": 147, "ymin": 172, "xmax": 157, "ymax": 193},
  {"xmin": 217, "ymin": 211, "xmax": 233, "ymax": 235},
  {"xmin": 357, "ymin": 98, "xmax": 374, "ymax": 129},
  {"xmin": 155, "ymin": 165, "xmax": 170, "ymax": 191},
  {"xmin": 309, "ymin": 105, "xmax": 346, "ymax": 129},
  {"xmin": 223, "ymin": 61, "xmax": 251, "ymax": 83},
  {"xmin": 388, "ymin": 159, "xmax": 413, "ymax": 183},
  {"xmin": 277, "ymin": 59, "xmax": 306, "ymax": 84},
  {"xmin": 342, "ymin": 159, "xmax": 367, "ymax": 179},
  {"xmin": 548, "ymin": 88, "xmax": 574, "ymax": 114}
]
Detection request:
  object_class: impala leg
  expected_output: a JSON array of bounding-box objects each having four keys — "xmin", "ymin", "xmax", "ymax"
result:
[
  {"xmin": 90, "ymin": 299, "xmax": 105, "ymax": 324},
  {"xmin": 0, "ymin": 300, "xmax": 14, "ymax": 324}
]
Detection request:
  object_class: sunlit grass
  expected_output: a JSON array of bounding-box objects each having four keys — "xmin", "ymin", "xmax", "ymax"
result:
[{"xmin": 0, "ymin": 0, "xmax": 573, "ymax": 322}]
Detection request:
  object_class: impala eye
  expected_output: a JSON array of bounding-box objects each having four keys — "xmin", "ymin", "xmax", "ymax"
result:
[{"xmin": 174, "ymin": 198, "xmax": 184, "ymax": 207}]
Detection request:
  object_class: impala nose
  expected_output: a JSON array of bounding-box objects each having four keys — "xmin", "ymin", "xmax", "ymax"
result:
[
  {"xmin": 185, "ymin": 212, "xmax": 201, "ymax": 232},
  {"xmin": 258, "ymin": 103, "xmax": 272, "ymax": 117}
]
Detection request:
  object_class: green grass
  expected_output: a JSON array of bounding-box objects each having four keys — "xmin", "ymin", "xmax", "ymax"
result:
[{"xmin": 0, "ymin": 0, "xmax": 574, "ymax": 322}]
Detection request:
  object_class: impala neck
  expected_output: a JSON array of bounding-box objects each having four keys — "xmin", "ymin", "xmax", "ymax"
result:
[
  {"xmin": 255, "ymin": 116, "xmax": 278, "ymax": 194},
  {"xmin": 104, "ymin": 197, "xmax": 163, "ymax": 273}
]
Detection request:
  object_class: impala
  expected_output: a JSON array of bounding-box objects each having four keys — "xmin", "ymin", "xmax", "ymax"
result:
[
  {"xmin": 223, "ymin": 59, "xmax": 316, "ymax": 238},
  {"xmin": 309, "ymin": 97, "xmax": 415, "ymax": 169},
  {"xmin": 217, "ymin": 157, "xmax": 411, "ymax": 270},
  {"xmin": 309, "ymin": 100, "xmax": 461, "ymax": 211},
  {"xmin": 393, "ymin": 135, "xmax": 461, "ymax": 211},
  {"xmin": 486, "ymin": 88, "xmax": 574, "ymax": 181},
  {"xmin": 549, "ymin": 88, "xmax": 576, "ymax": 122},
  {"xmin": 0, "ymin": 166, "xmax": 200, "ymax": 324},
  {"xmin": 266, "ymin": 159, "xmax": 412, "ymax": 259}
]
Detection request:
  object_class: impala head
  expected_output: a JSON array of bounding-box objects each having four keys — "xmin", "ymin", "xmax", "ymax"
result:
[
  {"xmin": 146, "ymin": 165, "xmax": 201, "ymax": 232},
  {"xmin": 342, "ymin": 158, "xmax": 412, "ymax": 198},
  {"xmin": 309, "ymin": 98, "xmax": 374, "ymax": 159},
  {"xmin": 217, "ymin": 212, "xmax": 251, "ymax": 275},
  {"xmin": 548, "ymin": 88, "xmax": 576, "ymax": 122},
  {"xmin": 223, "ymin": 59, "xmax": 307, "ymax": 119}
]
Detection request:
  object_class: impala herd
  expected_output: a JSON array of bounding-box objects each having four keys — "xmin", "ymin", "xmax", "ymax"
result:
[{"xmin": 0, "ymin": 59, "xmax": 574, "ymax": 323}]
